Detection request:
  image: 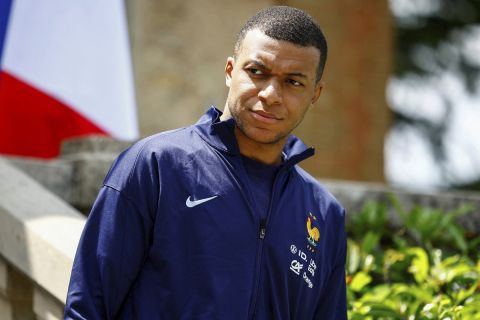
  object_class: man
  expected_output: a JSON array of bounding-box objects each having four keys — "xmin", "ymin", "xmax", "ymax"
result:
[{"xmin": 65, "ymin": 6, "xmax": 347, "ymax": 319}]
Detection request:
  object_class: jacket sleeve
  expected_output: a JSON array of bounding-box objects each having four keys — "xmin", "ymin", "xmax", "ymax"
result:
[
  {"xmin": 64, "ymin": 185, "xmax": 153, "ymax": 319},
  {"xmin": 315, "ymin": 210, "xmax": 348, "ymax": 320}
]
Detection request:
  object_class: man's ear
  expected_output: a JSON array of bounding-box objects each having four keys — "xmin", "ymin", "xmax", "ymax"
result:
[
  {"xmin": 225, "ymin": 57, "xmax": 235, "ymax": 88},
  {"xmin": 311, "ymin": 81, "xmax": 324, "ymax": 106}
]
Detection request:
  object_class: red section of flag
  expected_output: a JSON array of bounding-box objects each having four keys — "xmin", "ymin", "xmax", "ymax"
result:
[{"xmin": 0, "ymin": 71, "xmax": 108, "ymax": 158}]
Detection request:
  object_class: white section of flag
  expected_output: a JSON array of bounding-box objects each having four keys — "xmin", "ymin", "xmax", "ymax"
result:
[{"xmin": 2, "ymin": 0, "xmax": 138, "ymax": 140}]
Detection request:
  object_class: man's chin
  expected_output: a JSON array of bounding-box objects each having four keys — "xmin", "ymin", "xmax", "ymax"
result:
[{"xmin": 243, "ymin": 129, "xmax": 286, "ymax": 146}]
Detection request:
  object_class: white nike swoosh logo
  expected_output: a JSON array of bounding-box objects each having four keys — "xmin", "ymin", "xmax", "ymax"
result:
[{"xmin": 186, "ymin": 195, "xmax": 218, "ymax": 208}]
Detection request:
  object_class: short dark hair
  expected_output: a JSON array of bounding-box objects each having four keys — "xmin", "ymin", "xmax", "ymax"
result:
[{"xmin": 234, "ymin": 6, "xmax": 328, "ymax": 82}]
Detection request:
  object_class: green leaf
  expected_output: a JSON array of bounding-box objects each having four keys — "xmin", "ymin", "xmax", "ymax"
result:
[
  {"xmin": 455, "ymin": 281, "xmax": 480, "ymax": 304},
  {"xmin": 361, "ymin": 231, "xmax": 380, "ymax": 255},
  {"xmin": 388, "ymin": 194, "xmax": 406, "ymax": 219},
  {"xmin": 365, "ymin": 303, "xmax": 404, "ymax": 319},
  {"xmin": 361, "ymin": 285, "xmax": 392, "ymax": 303},
  {"xmin": 350, "ymin": 271, "xmax": 372, "ymax": 292},
  {"xmin": 447, "ymin": 224, "xmax": 467, "ymax": 253},
  {"xmin": 406, "ymin": 247, "xmax": 429, "ymax": 283},
  {"xmin": 347, "ymin": 240, "xmax": 361, "ymax": 274},
  {"xmin": 446, "ymin": 203, "xmax": 475, "ymax": 219}
]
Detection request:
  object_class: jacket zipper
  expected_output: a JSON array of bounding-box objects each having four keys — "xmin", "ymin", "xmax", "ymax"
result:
[
  {"xmin": 249, "ymin": 220, "xmax": 266, "ymax": 319},
  {"xmin": 259, "ymin": 220, "xmax": 266, "ymax": 239},
  {"xmin": 249, "ymin": 170, "xmax": 284, "ymax": 319}
]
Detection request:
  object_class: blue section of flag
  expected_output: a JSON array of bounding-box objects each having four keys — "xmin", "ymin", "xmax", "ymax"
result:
[{"xmin": 0, "ymin": 0, "xmax": 13, "ymax": 64}]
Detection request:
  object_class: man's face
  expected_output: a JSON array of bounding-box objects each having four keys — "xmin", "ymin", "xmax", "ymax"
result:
[{"xmin": 223, "ymin": 29, "xmax": 323, "ymax": 148}]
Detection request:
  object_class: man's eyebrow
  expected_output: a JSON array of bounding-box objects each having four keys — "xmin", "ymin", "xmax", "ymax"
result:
[
  {"xmin": 243, "ymin": 60, "xmax": 269, "ymax": 70},
  {"xmin": 287, "ymin": 72, "xmax": 307, "ymax": 79},
  {"xmin": 243, "ymin": 60, "xmax": 308, "ymax": 79}
]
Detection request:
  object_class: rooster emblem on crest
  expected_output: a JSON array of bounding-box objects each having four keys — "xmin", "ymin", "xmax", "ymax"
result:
[{"xmin": 306, "ymin": 213, "xmax": 320, "ymax": 252}]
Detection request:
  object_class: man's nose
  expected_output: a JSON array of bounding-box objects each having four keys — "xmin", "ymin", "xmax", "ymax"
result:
[{"xmin": 258, "ymin": 79, "xmax": 282, "ymax": 106}]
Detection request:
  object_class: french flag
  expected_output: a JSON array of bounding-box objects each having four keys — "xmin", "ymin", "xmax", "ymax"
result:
[{"xmin": 0, "ymin": 0, "xmax": 138, "ymax": 158}]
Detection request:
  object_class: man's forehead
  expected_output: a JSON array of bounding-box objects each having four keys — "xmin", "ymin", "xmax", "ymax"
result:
[
  {"xmin": 238, "ymin": 30, "xmax": 320, "ymax": 75},
  {"xmin": 239, "ymin": 30, "xmax": 319, "ymax": 57}
]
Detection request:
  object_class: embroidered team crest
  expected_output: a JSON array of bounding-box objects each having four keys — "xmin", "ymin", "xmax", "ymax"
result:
[
  {"xmin": 306, "ymin": 212, "xmax": 320, "ymax": 252},
  {"xmin": 287, "ymin": 213, "xmax": 319, "ymax": 288}
]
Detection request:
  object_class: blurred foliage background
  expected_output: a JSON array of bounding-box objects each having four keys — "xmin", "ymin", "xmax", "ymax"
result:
[{"xmin": 386, "ymin": 0, "xmax": 480, "ymax": 190}]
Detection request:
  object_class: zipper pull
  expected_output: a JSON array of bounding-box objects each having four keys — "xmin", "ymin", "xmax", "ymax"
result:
[{"xmin": 259, "ymin": 219, "xmax": 266, "ymax": 239}]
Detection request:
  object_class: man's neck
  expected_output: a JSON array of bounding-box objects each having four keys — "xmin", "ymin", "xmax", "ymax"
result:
[
  {"xmin": 220, "ymin": 105, "xmax": 285, "ymax": 165},
  {"xmin": 233, "ymin": 127, "xmax": 284, "ymax": 165}
]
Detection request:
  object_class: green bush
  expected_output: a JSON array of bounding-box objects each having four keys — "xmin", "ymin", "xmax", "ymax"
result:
[{"xmin": 346, "ymin": 196, "xmax": 480, "ymax": 319}]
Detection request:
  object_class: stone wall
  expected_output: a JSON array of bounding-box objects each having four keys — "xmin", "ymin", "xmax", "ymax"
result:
[
  {"xmin": 0, "ymin": 257, "xmax": 34, "ymax": 320},
  {"xmin": 0, "ymin": 158, "xmax": 85, "ymax": 320}
]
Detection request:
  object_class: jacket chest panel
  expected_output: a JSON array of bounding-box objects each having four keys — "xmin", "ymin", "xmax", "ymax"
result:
[{"xmin": 150, "ymin": 157, "xmax": 258, "ymax": 262}]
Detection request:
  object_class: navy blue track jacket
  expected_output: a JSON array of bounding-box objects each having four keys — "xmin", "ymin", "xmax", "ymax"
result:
[{"xmin": 65, "ymin": 107, "xmax": 347, "ymax": 319}]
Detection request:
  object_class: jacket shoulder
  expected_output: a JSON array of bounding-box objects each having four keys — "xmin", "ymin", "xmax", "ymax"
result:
[{"xmin": 103, "ymin": 126, "xmax": 198, "ymax": 192}]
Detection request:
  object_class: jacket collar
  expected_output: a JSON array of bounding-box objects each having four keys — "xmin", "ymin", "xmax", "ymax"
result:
[{"xmin": 194, "ymin": 107, "xmax": 315, "ymax": 167}]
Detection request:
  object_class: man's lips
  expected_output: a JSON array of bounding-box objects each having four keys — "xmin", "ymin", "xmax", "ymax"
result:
[{"xmin": 250, "ymin": 110, "xmax": 281, "ymax": 124}]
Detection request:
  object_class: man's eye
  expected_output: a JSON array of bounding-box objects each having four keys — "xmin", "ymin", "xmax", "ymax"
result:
[
  {"xmin": 288, "ymin": 79, "xmax": 303, "ymax": 87},
  {"xmin": 248, "ymin": 68, "xmax": 263, "ymax": 75}
]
